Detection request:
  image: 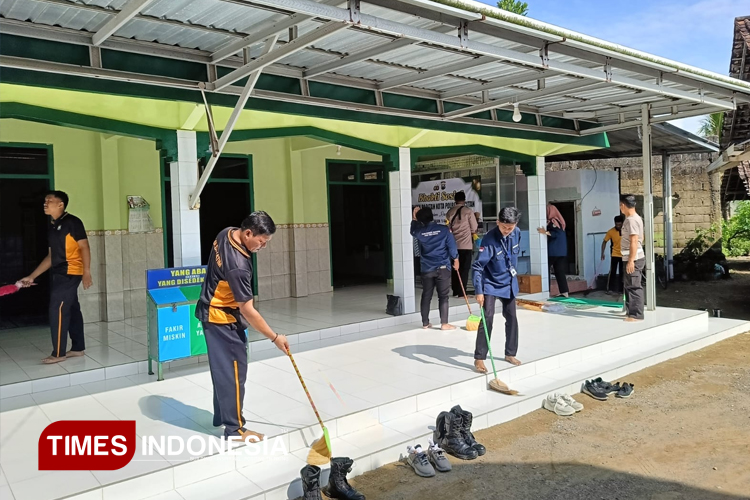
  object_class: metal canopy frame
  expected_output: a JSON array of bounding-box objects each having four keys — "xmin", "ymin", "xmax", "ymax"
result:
[{"xmin": 2, "ymin": 0, "xmax": 747, "ymax": 127}]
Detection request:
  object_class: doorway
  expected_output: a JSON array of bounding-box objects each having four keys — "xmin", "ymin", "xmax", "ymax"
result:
[
  {"xmin": 162, "ymin": 155, "xmax": 255, "ymax": 288},
  {"xmin": 328, "ymin": 162, "xmax": 389, "ymax": 288},
  {"xmin": 0, "ymin": 146, "xmax": 52, "ymax": 329},
  {"xmin": 550, "ymin": 201, "xmax": 578, "ymax": 275}
]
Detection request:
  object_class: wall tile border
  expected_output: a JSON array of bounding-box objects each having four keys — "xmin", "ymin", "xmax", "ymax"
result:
[{"xmin": 88, "ymin": 228, "xmax": 164, "ymax": 236}]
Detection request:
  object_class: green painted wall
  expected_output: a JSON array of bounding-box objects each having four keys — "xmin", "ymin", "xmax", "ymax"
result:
[
  {"xmin": 0, "ymin": 119, "xmax": 161, "ymax": 230},
  {"xmin": 227, "ymin": 137, "xmax": 380, "ymax": 224},
  {"xmin": 225, "ymin": 138, "xmax": 293, "ymax": 224},
  {"xmin": 1, "ymin": 119, "xmax": 103, "ymax": 229},
  {"xmin": 1, "ymin": 119, "xmax": 379, "ymax": 229},
  {"xmin": 117, "ymin": 136, "xmax": 162, "ymax": 229}
]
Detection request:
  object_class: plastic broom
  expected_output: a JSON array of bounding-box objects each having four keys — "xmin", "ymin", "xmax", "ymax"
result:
[
  {"xmin": 456, "ymin": 273, "xmax": 480, "ymax": 331},
  {"xmin": 286, "ymin": 349, "xmax": 332, "ymax": 465},
  {"xmin": 478, "ymin": 305, "xmax": 518, "ymax": 395}
]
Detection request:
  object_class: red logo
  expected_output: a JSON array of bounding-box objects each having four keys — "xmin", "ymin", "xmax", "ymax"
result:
[
  {"xmin": 479, "ymin": 246, "xmax": 484, "ymax": 252},
  {"xmin": 39, "ymin": 421, "xmax": 136, "ymax": 470}
]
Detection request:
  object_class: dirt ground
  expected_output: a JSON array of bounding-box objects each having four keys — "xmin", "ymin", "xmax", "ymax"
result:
[
  {"xmin": 351, "ymin": 333, "xmax": 750, "ymax": 500},
  {"xmin": 654, "ymin": 257, "xmax": 750, "ymax": 321}
]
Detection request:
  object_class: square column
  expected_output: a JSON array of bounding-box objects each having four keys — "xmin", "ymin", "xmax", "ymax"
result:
[
  {"xmin": 641, "ymin": 105, "xmax": 656, "ymax": 310},
  {"xmin": 389, "ymin": 147, "xmax": 415, "ymax": 314},
  {"xmin": 528, "ymin": 157, "xmax": 549, "ymax": 293},
  {"xmin": 170, "ymin": 130, "xmax": 202, "ymax": 267}
]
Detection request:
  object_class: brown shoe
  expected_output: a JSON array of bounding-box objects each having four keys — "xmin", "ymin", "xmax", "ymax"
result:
[
  {"xmin": 42, "ymin": 356, "xmax": 66, "ymax": 364},
  {"xmin": 66, "ymin": 350, "xmax": 85, "ymax": 358}
]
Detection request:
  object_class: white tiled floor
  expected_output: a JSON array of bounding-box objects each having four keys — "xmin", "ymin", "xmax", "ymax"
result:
[
  {"xmin": 3, "ymin": 301, "xmax": 746, "ymax": 500},
  {"xmin": 0, "ymin": 284, "xmax": 469, "ymax": 385}
]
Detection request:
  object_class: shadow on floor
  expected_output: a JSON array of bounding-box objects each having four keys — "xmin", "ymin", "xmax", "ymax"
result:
[{"xmin": 392, "ymin": 344, "xmax": 506, "ymax": 372}]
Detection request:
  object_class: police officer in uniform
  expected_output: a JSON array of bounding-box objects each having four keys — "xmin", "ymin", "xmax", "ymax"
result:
[
  {"xmin": 195, "ymin": 211, "xmax": 289, "ymax": 442},
  {"xmin": 410, "ymin": 206, "xmax": 459, "ymax": 329},
  {"xmin": 22, "ymin": 191, "xmax": 93, "ymax": 364},
  {"xmin": 472, "ymin": 207, "xmax": 523, "ymax": 372}
]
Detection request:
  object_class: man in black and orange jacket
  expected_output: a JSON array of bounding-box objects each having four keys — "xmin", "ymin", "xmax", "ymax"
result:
[
  {"xmin": 196, "ymin": 211, "xmax": 289, "ymax": 442},
  {"xmin": 22, "ymin": 191, "xmax": 93, "ymax": 364}
]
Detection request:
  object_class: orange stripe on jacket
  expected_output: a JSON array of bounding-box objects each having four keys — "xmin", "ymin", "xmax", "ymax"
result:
[{"xmin": 65, "ymin": 234, "xmax": 83, "ymax": 275}]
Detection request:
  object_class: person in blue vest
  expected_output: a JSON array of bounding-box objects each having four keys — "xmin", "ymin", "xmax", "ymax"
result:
[
  {"xmin": 472, "ymin": 207, "xmax": 523, "ymax": 371},
  {"xmin": 411, "ymin": 206, "xmax": 459, "ymax": 330},
  {"xmin": 538, "ymin": 203, "xmax": 569, "ymax": 297}
]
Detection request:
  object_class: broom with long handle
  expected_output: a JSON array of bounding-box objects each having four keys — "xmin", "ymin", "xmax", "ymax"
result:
[
  {"xmin": 456, "ymin": 273, "xmax": 480, "ymax": 331},
  {"xmin": 478, "ymin": 305, "xmax": 519, "ymax": 395},
  {"xmin": 286, "ymin": 348, "xmax": 332, "ymax": 465}
]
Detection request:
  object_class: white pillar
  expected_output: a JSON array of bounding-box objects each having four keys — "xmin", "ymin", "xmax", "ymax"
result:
[
  {"xmin": 528, "ymin": 157, "xmax": 549, "ymax": 293},
  {"xmin": 170, "ymin": 130, "xmax": 202, "ymax": 267},
  {"xmin": 389, "ymin": 147, "xmax": 416, "ymax": 314},
  {"xmin": 642, "ymin": 105, "xmax": 656, "ymax": 310},
  {"xmin": 662, "ymin": 154, "xmax": 674, "ymax": 280}
]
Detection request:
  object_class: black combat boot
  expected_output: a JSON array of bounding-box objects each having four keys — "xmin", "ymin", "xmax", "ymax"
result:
[
  {"xmin": 321, "ymin": 457, "xmax": 365, "ymax": 500},
  {"xmin": 451, "ymin": 405, "xmax": 486, "ymax": 456},
  {"xmin": 301, "ymin": 465, "xmax": 322, "ymax": 500},
  {"xmin": 435, "ymin": 410, "xmax": 478, "ymax": 460}
]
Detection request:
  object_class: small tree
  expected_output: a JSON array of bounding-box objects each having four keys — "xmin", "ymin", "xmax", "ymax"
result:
[
  {"xmin": 723, "ymin": 201, "xmax": 750, "ymax": 256},
  {"xmin": 698, "ymin": 112, "xmax": 724, "ymax": 141},
  {"xmin": 497, "ymin": 0, "xmax": 529, "ymax": 16}
]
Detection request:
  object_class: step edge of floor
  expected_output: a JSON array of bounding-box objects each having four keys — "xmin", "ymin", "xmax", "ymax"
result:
[{"xmin": 52, "ymin": 318, "xmax": 747, "ymax": 500}]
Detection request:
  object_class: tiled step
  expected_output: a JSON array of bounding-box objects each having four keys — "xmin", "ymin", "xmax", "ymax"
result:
[
  {"xmin": 0, "ymin": 304, "xmax": 468, "ymax": 401},
  {"xmin": 53, "ymin": 312, "xmax": 750, "ymax": 500}
]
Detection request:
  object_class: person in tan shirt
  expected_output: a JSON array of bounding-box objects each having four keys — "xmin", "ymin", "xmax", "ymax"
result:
[
  {"xmin": 619, "ymin": 194, "xmax": 645, "ymax": 321},
  {"xmin": 446, "ymin": 191, "xmax": 478, "ymax": 297}
]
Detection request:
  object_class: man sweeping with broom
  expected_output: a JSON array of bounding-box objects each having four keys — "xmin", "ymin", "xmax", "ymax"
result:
[
  {"xmin": 472, "ymin": 207, "xmax": 523, "ymax": 372},
  {"xmin": 196, "ymin": 211, "xmax": 289, "ymax": 442},
  {"xmin": 411, "ymin": 206, "xmax": 459, "ymax": 330}
]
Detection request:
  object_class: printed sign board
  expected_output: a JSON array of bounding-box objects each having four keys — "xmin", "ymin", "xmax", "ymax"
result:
[
  {"xmin": 147, "ymin": 266, "xmax": 207, "ymax": 290},
  {"xmin": 156, "ymin": 305, "xmax": 191, "ymax": 361},
  {"xmin": 411, "ymin": 177, "xmax": 482, "ymax": 223}
]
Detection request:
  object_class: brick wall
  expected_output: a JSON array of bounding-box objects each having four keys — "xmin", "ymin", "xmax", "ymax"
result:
[{"xmin": 547, "ymin": 153, "xmax": 721, "ymax": 253}]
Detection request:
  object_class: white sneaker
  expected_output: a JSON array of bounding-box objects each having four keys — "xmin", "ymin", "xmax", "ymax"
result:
[
  {"xmin": 558, "ymin": 393, "xmax": 583, "ymax": 412},
  {"xmin": 542, "ymin": 393, "xmax": 575, "ymax": 416}
]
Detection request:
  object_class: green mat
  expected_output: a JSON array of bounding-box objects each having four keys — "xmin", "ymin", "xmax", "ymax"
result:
[{"xmin": 548, "ymin": 296, "xmax": 622, "ymax": 308}]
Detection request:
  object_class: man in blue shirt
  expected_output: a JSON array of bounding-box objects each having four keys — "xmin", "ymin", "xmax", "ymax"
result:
[
  {"xmin": 411, "ymin": 206, "xmax": 459, "ymax": 329},
  {"xmin": 472, "ymin": 207, "xmax": 523, "ymax": 371}
]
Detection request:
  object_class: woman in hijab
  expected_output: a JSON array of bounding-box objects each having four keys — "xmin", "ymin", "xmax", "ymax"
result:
[{"xmin": 537, "ymin": 203, "xmax": 569, "ymax": 297}]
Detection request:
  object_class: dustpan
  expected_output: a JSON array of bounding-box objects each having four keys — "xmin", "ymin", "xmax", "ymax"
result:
[
  {"xmin": 478, "ymin": 307, "xmax": 519, "ymax": 396},
  {"xmin": 287, "ymin": 349, "xmax": 332, "ymax": 465}
]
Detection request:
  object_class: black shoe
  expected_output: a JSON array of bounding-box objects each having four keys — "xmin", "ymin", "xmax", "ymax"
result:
[
  {"xmin": 322, "ymin": 457, "xmax": 365, "ymax": 500},
  {"xmin": 583, "ymin": 380, "xmax": 609, "ymax": 401},
  {"xmin": 450, "ymin": 405, "xmax": 486, "ymax": 456},
  {"xmin": 434, "ymin": 411, "xmax": 479, "ymax": 460},
  {"xmin": 301, "ymin": 465, "xmax": 323, "ymax": 500},
  {"xmin": 592, "ymin": 377, "xmax": 619, "ymax": 394},
  {"xmin": 616, "ymin": 383, "xmax": 634, "ymax": 399}
]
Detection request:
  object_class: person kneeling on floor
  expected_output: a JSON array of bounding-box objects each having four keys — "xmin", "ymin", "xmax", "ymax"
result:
[
  {"xmin": 410, "ymin": 206, "xmax": 459, "ymax": 330},
  {"xmin": 472, "ymin": 207, "xmax": 523, "ymax": 370},
  {"xmin": 196, "ymin": 211, "xmax": 289, "ymax": 442}
]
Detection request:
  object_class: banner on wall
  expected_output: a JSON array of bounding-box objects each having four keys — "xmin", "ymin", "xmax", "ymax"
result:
[{"xmin": 411, "ymin": 177, "xmax": 482, "ymax": 223}]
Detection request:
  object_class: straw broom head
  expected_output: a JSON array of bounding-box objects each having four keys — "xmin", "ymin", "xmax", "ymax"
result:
[
  {"xmin": 465, "ymin": 314, "xmax": 481, "ymax": 331},
  {"xmin": 306, "ymin": 427, "xmax": 332, "ymax": 465}
]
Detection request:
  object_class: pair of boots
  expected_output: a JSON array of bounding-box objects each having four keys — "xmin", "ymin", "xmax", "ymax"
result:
[
  {"xmin": 301, "ymin": 457, "xmax": 365, "ymax": 500},
  {"xmin": 433, "ymin": 405, "xmax": 486, "ymax": 460}
]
